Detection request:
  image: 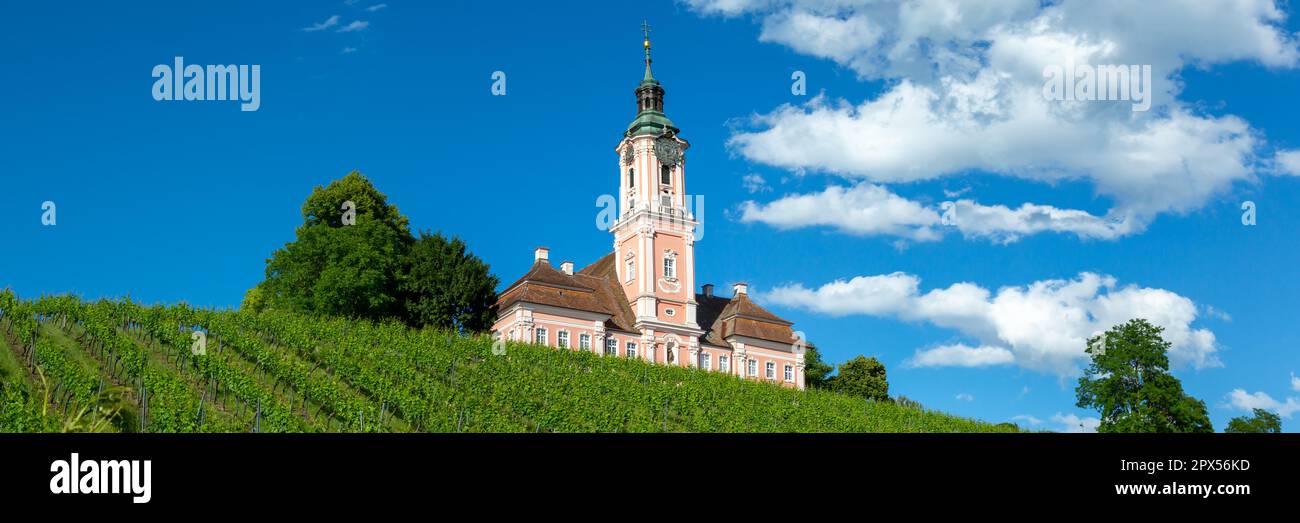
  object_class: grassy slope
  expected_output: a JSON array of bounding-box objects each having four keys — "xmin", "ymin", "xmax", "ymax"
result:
[{"xmin": 2, "ymin": 302, "xmax": 1016, "ymax": 433}]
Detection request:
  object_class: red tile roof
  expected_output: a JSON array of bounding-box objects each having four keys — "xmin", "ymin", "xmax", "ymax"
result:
[{"xmin": 495, "ymin": 252, "xmax": 802, "ymax": 350}]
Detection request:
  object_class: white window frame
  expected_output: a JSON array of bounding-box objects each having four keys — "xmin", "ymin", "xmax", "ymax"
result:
[
  {"xmin": 700, "ymin": 353, "xmax": 711, "ymax": 371},
  {"xmin": 663, "ymin": 256, "xmax": 676, "ymax": 279},
  {"xmin": 535, "ymin": 327, "xmax": 548, "ymax": 346},
  {"xmin": 557, "ymin": 330, "xmax": 570, "ymax": 349},
  {"xmin": 765, "ymin": 362, "xmax": 776, "ymax": 380},
  {"xmin": 784, "ymin": 365, "xmax": 794, "ymax": 382},
  {"xmin": 579, "ymin": 333, "xmax": 591, "ymax": 351},
  {"xmin": 626, "ymin": 341, "xmax": 638, "ymax": 359},
  {"xmin": 625, "ymin": 253, "xmax": 636, "ymax": 283},
  {"xmin": 747, "ymin": 359, "xmax": 757, "ymax": 376},
  {"xmin": 719, "ymin": 356, "xmax": 730, "ymax": 373},
  {"xmin": 605, "ymin": 337, "xmax": 618, "ymax": 356}
]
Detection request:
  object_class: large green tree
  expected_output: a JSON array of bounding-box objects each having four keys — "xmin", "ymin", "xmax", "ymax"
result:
[
  {"xmin": 400, "ymin": 231, "xmax": 498, "ymax": 332},
  {"xmin": 829, "ymin": 355, "xmax": 889, "ymax": 402},
  {"xmin": 802, "ymin": 346, "xmax": 834, "ymax": 389},
  {"xmin": 245, "ymin": 172, "xmax": 498, "ymax": 332},
  {"xmin": 1225, "ymin": 408, "xmax": 1282, "ymax": 433},
  {"xmin": 1076, "ymin": 319, "xmax": 1213, "ymax": 433},
  {"xmin": 251, "ymin": 171, "xmax": 411, "ymax": 320}
]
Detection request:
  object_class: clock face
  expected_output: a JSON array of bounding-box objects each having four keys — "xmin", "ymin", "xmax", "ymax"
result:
[
  {"xmin": 622, "ymin": 144, "xmax": 635, "ymax": 165},
  {"xmin": 653, "ymin": 138, "xmax": 682, "ymax": 167}
]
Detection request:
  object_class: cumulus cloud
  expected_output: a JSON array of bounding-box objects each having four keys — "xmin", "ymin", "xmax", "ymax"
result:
[
  {"xmin": 1276, "ymin": 150, "xmax": 1300, "ymax": 176},
  {"xmin": 739, "ymin": 183, "xmax": 941, "ymax": 240},
  {"xmin": 740, "ymin": 182, "xmax": 1139, "ymax": 242},
  {"xmin": 908, "ymin": 344, "xmax": 1014, "ymax": 368},
  {"xmin": 761, "ymin": 272, "xmax": 1219, "ymax": 375},
  {"xmin": 687, "ymin": 0, "xmax": 1298, "ymax": 240},
  {"xmin": 1012, "ymin": 414, "xmax": 1042, "ymax": 426},
  {"xmin": 1225, "ymin": 389, "xmax": 1300, "ymax": 418},
  {"xmin": 742, "ymin": 173, "xmax": 772, "ymax": 193},
  {"xmin": 1051, "ymin": 412, "xmax": 1101, "ymax": 433}
]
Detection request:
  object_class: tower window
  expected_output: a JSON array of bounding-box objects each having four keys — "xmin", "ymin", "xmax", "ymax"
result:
[
  {"xmin": 625, "ymin": 253, "xmax": 636, "ymax": 283},
  {"xmin": 628, "ymin": 168, "xmax": 635, "ymax": 188},
  {"xmin": 663, "ymin": 256, "xmax": 676, "ymax": 279},
  {"xmin": 661, "ymin": 165, "xmax": 672, "ymax": 185}
]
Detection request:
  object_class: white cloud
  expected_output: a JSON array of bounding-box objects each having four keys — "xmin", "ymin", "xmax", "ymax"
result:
[
  {"xmin": 1051, "ymin": 412, "xmax": 1100, "ymax": 433},
  {"xmin": 1292, "ymin": 372, "xmax": 1300, "ymax": 392},
  {"xmin": 955, "ymin": 392, "xmax": 975, "ymax": 401},
  {"xmin": 742, "ymin": 173, "xmax": 772, "ymax": 193},
  {"xmin": 1012, "ymin": 414, "xmax": 1042, "ymax": 425},
  {"xmin": 1225, "ymin": 388, "xmax": 1300, "ymax": 418},
  {"xmin": 302, "ymin": 15, "xmax": 340, "ymax": 32},
  {"xmin": 761, "ymin": 271, "xmax": 1218, "ymax": 375},
  {"xmin": 688, "ymin": 0, "xmax": 1298, "ymax": 238},
  {"xmin": 1276, "ymin": 150, "xmax": 1300, "ymax": 176},
  {"xmin": 739, "ymin": 184, "xmax": 941, "ymax": 241},
  {"xmin": 740, "ymin": 182, "xmax": 1140, "ymax": 243},
  {"xmin": 366, "ymin": 3, "xmax": 388, "ymax": 12},
  {"xmin": 908, "ymin": 344, "xmax": 1014, "ymax": 368},
  {"xmin": 337, "ymin": 20, "xmax": 370, "ymax": 33},
  {"xmin": 341, "ymin": 47, "xmax": 358, "ymax": 54}
]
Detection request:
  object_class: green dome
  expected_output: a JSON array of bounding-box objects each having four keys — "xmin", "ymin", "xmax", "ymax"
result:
[{"xmin": 627, "ymin": 110, "xmax": 675, "ymax": 137}]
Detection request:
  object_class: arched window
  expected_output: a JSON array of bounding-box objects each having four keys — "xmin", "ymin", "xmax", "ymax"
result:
[{"xmin": 628, "ymin": 168, "xmax": 635, "ymax": 188}]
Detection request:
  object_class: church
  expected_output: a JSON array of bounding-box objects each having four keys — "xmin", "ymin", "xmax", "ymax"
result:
[{"xmin": 492, "ymin": 28, "xmax": 810, "ymax": 390}]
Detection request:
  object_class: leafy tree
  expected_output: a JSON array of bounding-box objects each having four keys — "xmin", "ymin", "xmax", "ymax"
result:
[
  {"xmin": 247, "ymin": 171, "xmax": 499, "ymax": 332},
  {"xmin": 1225, "ymin": 408, "xmax": 1282, "ymax": 433},
  {"xmin": 400, "ymin": 231, "xmax": 498, "ymax": 332},
  {"xmin": 802, "ymin": 346, "xmax": 834, "ymax": 389},
  {"xmin": 829, "ymin": 355, "xmax": 889, "ymax": 402},
  {"xmin": 1076, "ymin": 319, "xmax": 1213, "ymax": 433}
]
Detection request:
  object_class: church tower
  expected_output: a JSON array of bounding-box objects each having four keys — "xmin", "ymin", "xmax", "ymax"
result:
[{"xmin": 609, "ymin": 22, "xmax": 703, "ymax": 366}]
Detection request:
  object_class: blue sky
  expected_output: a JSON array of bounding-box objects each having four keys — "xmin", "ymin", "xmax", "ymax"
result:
[{"xmin": 3, "ymin": 0, "xmax": 1299, "ymax": 432}]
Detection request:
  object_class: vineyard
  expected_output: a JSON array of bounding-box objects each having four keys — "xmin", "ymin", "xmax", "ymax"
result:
[{"xmin": 0, "ymin": 290, "xmax": 1016, "ymax": 433}]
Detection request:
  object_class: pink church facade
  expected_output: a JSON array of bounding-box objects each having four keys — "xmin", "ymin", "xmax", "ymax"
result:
[{"xmin": 492, "ymin": 32, "xmax": 810, "ymax": 389}]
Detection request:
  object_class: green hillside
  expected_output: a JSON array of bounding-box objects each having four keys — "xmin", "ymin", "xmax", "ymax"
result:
[{"xmin": 0, "ymin": 291, "xmax": 1016, "ymax": 433}]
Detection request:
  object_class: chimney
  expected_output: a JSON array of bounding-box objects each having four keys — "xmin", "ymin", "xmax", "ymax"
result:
[
  {"xmin": 732, "ymin": 282, "xmax": 748, "ymax": 296},
  {"xmin": 702, "ymin": 284, "xmax": 714, "ymax": 297},
  {"xmin": 560, "ymin": 261, "xmax": 574, "ymax": 275},
  {"xmin": 534, "ymin": 246, "xmax": 550, "ymax": 265}
]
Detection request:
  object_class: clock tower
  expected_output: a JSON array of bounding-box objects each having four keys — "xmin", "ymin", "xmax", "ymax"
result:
[{"xmin": 609, "ymin": 22, "xmax": 702, "ymax": 365}]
